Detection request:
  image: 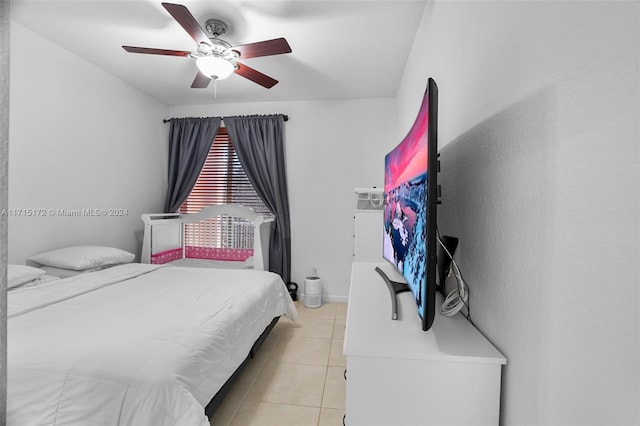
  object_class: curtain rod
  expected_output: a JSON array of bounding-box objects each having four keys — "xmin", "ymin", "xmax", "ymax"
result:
[{"xmin": 163, "ymin": 114, "xmax": 288, "ymax": 123}]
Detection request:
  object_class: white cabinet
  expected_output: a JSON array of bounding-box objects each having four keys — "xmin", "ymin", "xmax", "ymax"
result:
[
  {"xmin": 344, "ymin": 262, "xmax": 506, "ymax": 426},
  {"xmin": 352, "ymin": 210, "xmax": 383, "ymax": 262}
]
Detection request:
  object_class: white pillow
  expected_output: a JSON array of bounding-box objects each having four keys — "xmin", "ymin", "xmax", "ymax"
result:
[
  {"xmin": 39, "ymin": 265, "xmax": 105, "ymax": 278},
  {"xmin": 8, "ymin": 264, "xmax": 46, "ymax": 289},
  {"xmin": 29, "ymin": 246, "xmax": 135, "ymax": 271}
]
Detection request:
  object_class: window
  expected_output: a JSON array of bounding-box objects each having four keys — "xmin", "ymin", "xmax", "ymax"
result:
[
  {"xmin": 179, "ymin": 128, "xmax": 272, "ymax": 250},
  {"xmin": 179, "ymin": 128, "xmax": 271, "ymax": 216}
]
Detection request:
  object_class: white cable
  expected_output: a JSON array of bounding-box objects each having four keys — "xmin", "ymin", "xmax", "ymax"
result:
[
  {"xmin": 440, "ymin": 288, "xmax": 466, "ymax": 316},
  {"xmin": 436, "ymin": 235, "xmax": 469, "ymax": 317}
]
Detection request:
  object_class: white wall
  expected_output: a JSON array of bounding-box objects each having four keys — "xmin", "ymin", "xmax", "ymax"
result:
[
  {"xmin": 8, "ymin": 19, "xmax": 397, "ymax": 302},
  {"xmin": 397, "ymin": 1, "xmax": 639, "ymax": 424},
  {"xmin": 9, "ymin": 23, "xmax": 169, "ymax": 263},
  {"xmin": 169, "ymin": 99, "xmax": 396, "ymax": 301}
]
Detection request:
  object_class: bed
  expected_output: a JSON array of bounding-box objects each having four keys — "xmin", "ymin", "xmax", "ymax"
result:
[
  {"xmin": 7, "ymin": 259, "xmax": 297, "ymax": 425},
  {"xmin": 141, "ymin": 204, "xmax": 274, "ymax": 271}
]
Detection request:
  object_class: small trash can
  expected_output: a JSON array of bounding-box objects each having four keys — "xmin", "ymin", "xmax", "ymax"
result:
[{"xmin": 304, "ymin": 276, "xmax": 322, "ymax": 308}]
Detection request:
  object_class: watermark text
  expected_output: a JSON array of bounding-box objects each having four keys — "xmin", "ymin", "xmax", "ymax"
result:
[{"xmin": 1, "ymin": 208, "xmax": 129, "ymax": 217}]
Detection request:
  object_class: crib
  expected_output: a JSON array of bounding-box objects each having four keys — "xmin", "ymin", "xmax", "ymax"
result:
[{"xmin": 141, "ymin": 204, "xmax": 273, "ymax": 271}]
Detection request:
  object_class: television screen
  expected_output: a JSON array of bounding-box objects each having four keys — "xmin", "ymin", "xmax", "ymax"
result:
[{"xmin": 382, "ymin": 78, "xmax": 438, "ymax": 331}]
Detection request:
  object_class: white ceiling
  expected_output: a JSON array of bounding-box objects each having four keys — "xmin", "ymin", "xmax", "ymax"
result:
[{"xmin": 11, "ymin": 0, "xmax": 427, "ymax": 105}]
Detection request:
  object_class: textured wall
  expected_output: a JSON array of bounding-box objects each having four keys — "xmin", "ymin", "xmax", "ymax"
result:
[{"xmin": 396, "ymin": 1, "xmax": 639, "ymax": 424}]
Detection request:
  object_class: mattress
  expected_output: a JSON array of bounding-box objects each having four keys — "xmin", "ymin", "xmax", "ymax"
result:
[{"xmin": 7, "ymin": 263, "xmax": 297, "ymax": 426}]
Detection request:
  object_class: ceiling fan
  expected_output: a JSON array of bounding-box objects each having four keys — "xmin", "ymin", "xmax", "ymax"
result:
[{"xmin": 122, "ymin": 2, "xmax": 292, "ymax": 89}]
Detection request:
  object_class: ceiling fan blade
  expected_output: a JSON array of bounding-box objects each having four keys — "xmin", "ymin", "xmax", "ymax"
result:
[
  {"xmin": 122, "ymin": 46, "xmax": 192, "ymax": 57},
  {"xmin": 161, "ymin": 2, "xmax": 211, "ymax": 46},
  {"xmin": 191, "ymin": 71, "xmax": 211, "ymax": 88},
  {"xmin": 232, "ymin": 38, "xmax": 292, "ymax": 59},
  {"xmin": 234, "ymin": 62, "xmax": 278, "ymax": 89}
]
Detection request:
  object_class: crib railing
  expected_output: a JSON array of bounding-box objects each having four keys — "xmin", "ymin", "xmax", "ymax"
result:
[
  {"xmin": 141, "ymin": 204, "xmax": 273, "ymax": 270},
  {"xmin": 183, "ymin": 215, "xmax": 254, "ymax": 249}
]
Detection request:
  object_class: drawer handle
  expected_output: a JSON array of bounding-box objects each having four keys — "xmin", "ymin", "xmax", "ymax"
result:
[{"xmin": 343, "ymin": 369, "xmax": 347, "ymax": 380}]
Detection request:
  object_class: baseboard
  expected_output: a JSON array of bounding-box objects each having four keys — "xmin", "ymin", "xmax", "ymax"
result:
[{"xmin": 301, "ymin": 294, "xmax": 349, "ymax": 304}]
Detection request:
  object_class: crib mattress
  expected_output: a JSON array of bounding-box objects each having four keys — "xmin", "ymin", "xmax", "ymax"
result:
[{"xmin": 168, "ymin": 257, "xmax": 252, "ymax": 269}]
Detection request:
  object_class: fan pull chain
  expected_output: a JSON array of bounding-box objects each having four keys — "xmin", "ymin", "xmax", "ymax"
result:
[{"xmin": 213, "ymin": 78, "xmax": 217, "ymax": 98}]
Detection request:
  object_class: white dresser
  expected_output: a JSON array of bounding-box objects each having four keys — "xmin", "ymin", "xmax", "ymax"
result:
[
  {"xmin": 352, "ymin": 210, "xmax": 383, "ymax": 261},
  {"xmin": 344, "ymin": 262, "xmax": 507, "ymax": 425}
]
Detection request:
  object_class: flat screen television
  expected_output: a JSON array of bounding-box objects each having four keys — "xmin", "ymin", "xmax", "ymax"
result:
[{"xmin": 378, "ymin": 77, "xmax": 438, "ymax": 331}]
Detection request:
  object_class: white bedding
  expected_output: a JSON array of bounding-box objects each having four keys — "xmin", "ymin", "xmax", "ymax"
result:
[{"xmin": 8, "ymin": 263, "xmax": 297, "ymax": 426}]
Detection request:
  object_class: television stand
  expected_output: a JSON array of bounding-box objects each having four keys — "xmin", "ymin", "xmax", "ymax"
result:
[
  {"xmin": 374, "ymin": 266, "xmax": 410, "ymax": 320},
  {"xmin": 344, "ymin": 262, "xmax": 507, "ymax": 425}
]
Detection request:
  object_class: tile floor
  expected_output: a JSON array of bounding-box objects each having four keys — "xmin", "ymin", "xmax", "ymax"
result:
[{"xmin": 209, "ymin": 301, "xmax": 347, "ymax": 426}]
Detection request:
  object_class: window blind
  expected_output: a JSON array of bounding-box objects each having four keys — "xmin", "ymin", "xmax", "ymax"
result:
[
  {"xmin": 179, "ymin": 128, "xmax": 272, "ymax": 249},
  {"xmin": 179, "ymin": 128, "xmax": 271, "ymax": 216}
]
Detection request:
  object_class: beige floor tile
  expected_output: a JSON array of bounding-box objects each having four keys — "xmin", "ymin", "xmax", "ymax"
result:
[
  {"xmin": 231, "ymin": 400, "xmax": 320, "ymax": 426},
  {"xmin": 335, "ymin": 305, "xmax": 348, "ymax": 325},
  {"xmin": 318, "ymin": 408, "xmax": 346, "ymax": 426},
  {"xmin": 283, "ymin": 317, "xmax": 335, "ymax": 339},
  {"xmin": 223, "ymin": 331, "xmax": 279, "ymax": 401},
  {"xmin": 253, "ymin": 325, "xmax": 282, "ymax": 357},
  {"xmin": 336, "ymin": 303, "xmax": 348, "ymax": 316},
  {"xmin": 321, "ymin": 366, "xmax": 346, "ymax": 410},
  {"xmin": 272, "ymin": 316, "xmax": 297, "ymax": 335},
  {"xmin": 328, "ymin": 339, "xmax": 346, "ymax": 367},
  {"xmin": 209, "ymin": 397, "xmax": 242, "ymax": 426},
  {"xmin": 211, "ymin": 303, "xmax": 348, "ymax": 425},
  {"xmin": 332, "ymin": 319, "xmax": 346, "ymax": 340},
  {"xmin": 223, "ymin": 356, "xmax": 266, "ymax": 401},
  {"xmin": 296, "ymin": 302, "xmax": 337, "ymax": 320},
  {"xmin": 246, "ymin": 358, "xmax": 327, "ymax": 407},
  {"xmin": 271, "ymin": 334, "xmax": 331, "ymax": 366}
]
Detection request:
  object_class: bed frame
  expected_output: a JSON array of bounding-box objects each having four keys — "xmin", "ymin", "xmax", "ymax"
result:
[
  {"xmin": 141, "ymin": 204, "xmax": 273, "ymax": 271},
  {"xmin": 204, "ymin": 316, "xmax": 280, "ymax": 417}
]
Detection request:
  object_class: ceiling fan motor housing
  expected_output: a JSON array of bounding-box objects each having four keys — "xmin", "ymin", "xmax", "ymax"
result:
[
  {"xmin": 205, "ymin": 19, "xmax": 229, "ymax": 38},
  {"xmin": 197, "ymin": 39, "xmax": 237, "ymax": 60}
]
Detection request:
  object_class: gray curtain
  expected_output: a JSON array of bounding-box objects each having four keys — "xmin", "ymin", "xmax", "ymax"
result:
[
  {"xmin": 224, "ymin": 115, "xmax": 291, "ymax": 283},
  {"xmin": 164, "ymin": 117, "xmax": 221, "ymax": 212}
]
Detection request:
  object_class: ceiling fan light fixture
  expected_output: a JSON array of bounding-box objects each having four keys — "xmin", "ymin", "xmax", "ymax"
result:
[
  {"xmin": 196, "ymin": 56, "xmax": 235, "ymax": 80},
  {"xmin": 123, "ymin": 3, "xmax": 291, "ymax": 89}
]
